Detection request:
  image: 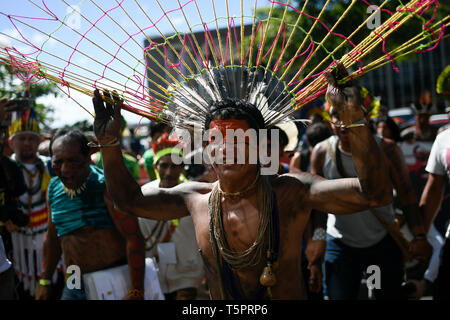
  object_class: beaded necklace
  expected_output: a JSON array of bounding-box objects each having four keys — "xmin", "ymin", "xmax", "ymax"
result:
[
  {"xmin": 62, "ymin": 170, "xmax": 92, "ymax": 200},
  {"xmin": 208, "ymin": 175, "xmax": 279, "ymax": 299}
]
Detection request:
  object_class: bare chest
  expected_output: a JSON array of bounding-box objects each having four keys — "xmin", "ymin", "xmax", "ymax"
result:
[
  {"xmin": 60, "ymin": 226, "xmax": 126, "ymax": 273},
  {"xmin": 191, "ymin": 193, "xmax": 261, "ymax": 256},
  {"xmin": 190, "ymin": 191, "xmax": 309, "ymax": 299}
]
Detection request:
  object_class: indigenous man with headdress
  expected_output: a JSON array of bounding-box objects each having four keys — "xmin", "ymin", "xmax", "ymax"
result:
[
  {"xmin": 92, "ymin": 62, "xmax": 395, "ymax": 299},
  {"xmin": 7, "ymin": 105, "xmax": 63, "ymax": 298},
  {"xmin": 138, "ymin": 135, "xmax": 204, "ymax": 300},
  {"xmin": 401, "ymin": 90, "xmax": 438, "ymax": 143}
]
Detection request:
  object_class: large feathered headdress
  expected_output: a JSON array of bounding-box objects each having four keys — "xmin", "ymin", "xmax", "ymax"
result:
[
  {"xmin": 8, "ymin": 107, "xmax": 40, "ymax": 139},
  {"xmin": 0, "ymin": 0, "xmax": 447, "ymax": 131}
]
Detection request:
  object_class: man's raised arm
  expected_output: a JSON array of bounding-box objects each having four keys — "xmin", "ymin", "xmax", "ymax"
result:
[
  {"xmin": 92, "ymin": 89, "xmax": 210, "ymax": 219},
  {"xmin": 307, "ymin": 62, "xmax": 393, "ymax": 212}
]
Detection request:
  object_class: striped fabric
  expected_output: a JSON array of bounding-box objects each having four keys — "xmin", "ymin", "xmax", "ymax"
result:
[{"xmin": 9, "ymin": 155, "xmax": 63, "ymax": 296}]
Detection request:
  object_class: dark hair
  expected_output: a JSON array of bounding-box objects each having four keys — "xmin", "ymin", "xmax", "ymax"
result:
[
  {"xmin": 375, "ymin": 116, "xmax": 401, "ymax": 142},
  {"xmin": 148, "ymin": 122, "xmax": 170, "ymax": 139},
  {"xmin": 309, "ymin": 113, "xmax": 323, "ymax": 124},
  {"xmin": 49, "ymin": 128, "xmax": 90, "ymax": 158},
  {"xmin": 306, "ymin": 122, "xmax": 331, "ymax": 147},
  {"xmin": 267, "ymin": 126, "xmax": 289, "ymax": 149},
  {"xmin": 204, "ymin": 98, "xmax": 266, "ymax": 131},
  {"xmin": 329, "ymin": 106, "xmax": 339, "ymax": 118}
]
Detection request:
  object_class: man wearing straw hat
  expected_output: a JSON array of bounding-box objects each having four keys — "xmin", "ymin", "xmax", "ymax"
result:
[{"xmin": 92, "ymin": 62, "xmax": 395, "ymax": 299}]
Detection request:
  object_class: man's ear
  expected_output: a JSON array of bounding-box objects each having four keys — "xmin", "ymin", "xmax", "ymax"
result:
[{"xmin": 8, "ymin": 137, "xmax": 13, "ymax": 150}]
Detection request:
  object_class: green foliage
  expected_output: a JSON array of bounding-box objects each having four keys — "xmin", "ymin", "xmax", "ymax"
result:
[
  {"xmin": 0, "ymin": 64, "xmax": 59, "ymax": 131},
  {"xmin": 436, "ymin": 65, "xmax": 450, "ymax": 102}
]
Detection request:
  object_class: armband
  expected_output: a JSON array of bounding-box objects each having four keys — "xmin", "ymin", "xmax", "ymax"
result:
[
  {"xmin": 332, "ymin": 118, "xmax": 367, "ymax": 129},
  {"xmin": 39, "ymin": 279, "xmax": 52, "ymax": 286},
  {"xmin": 312, "ymin": 228, "xmax": 327, "ymax": 241},
  {"xmin": 345, "ymin": 118, "xmax": 367, "ymax": 129},
  {"xmin": 88, "ymin": 138, "xmax": 120, "ymax": 148},
  {"xmin": 129, "ymin": 289, "xmax": 145, "ymax": 298}
]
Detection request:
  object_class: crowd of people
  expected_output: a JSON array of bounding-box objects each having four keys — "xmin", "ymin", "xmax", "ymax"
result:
[{"xmin": 0, "ymin": 66, "xmax": 449, "ymax": 300}]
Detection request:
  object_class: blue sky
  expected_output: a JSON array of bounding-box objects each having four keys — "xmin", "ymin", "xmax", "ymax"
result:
[{"xmin": 0, "ymin": 0, "xmax": 267, "ymax": 128}]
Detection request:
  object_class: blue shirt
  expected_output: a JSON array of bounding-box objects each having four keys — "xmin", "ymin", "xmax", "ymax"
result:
[{"xmin": 48, "ymin": 165, "xmax": 116, "ymax": 237}]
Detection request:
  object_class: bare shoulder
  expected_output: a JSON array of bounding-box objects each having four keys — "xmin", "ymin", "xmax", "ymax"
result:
[
  {"xmin": 310, "ymin": 140, "xmax": 330, "ymax": 174},
  {"xmin": 277, "ymin": 172, "xmax": 324, "ymax": 187},
  {"xmin": 270, "ymin": 173, "xmax": 319, "ymax": 219},
  {"xmin": 272, "ymin": 172, "xmax": 320, "ymax": 200},
  {"xmin": 311, "ymin": 139, "xmax": 329, "ymax": 158},
  {"xmin": 129, "ymin": 180, "xmax": 214, "ymax": 220},
  {"xmin": 379, "ymin": 137, "xmax": 403, "ymax": 161},
  {"xmin": 379, "ymin": 136, "xmax": 397, "ymax": 152},
  {"xmin": 141, "ymin": 180, "xmax": 213, "ymax": 195},
  {"xmin": 140, "ymin": 180, "xmax": 213, "ymax": 210}
]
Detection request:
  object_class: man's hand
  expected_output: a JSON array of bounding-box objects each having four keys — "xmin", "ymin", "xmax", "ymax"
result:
[
  {"xmin": 123, "ymin": 289, "xmax": 144, "ymax": 300},
  {"xmin": 5, "ymin": 220, "xmax": 20, "ymax": 233},
  {"xmin": 324, "ymin": 61, "xmax": 362, "ymax": 118},
  {"xmin": 308, "ymin": 264, "xmax": 323, "ymax": 294},
  {"xmin": 305, "ymin": 240, "xmax": 326, "ymax": 268},
  {"xmin": 36, "ymin": 285, "xmax": 51, "ymax": 300},
  {"xmin": 92, "ymin": 89, "xmax": 123, "ymax": 144},
  {"xmin": 404, "ymin": 279, "xmax": 428, "ymax": 300},
  {"xmin": 409, "ymin": 237, "xmax": 433, "ymax": 263}
]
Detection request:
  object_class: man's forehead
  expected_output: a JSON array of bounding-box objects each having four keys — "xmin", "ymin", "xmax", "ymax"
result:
[
  {"xmin": 52, "ymin": 138, "xmax": 82, "ymax": 156},
  {"xmin": 156, "ymin": 154, "xmax": 177, "ymax": 165},
  {"xmin": 209, "ymin": 119, "xmax": 250, "ymax": 130},
  {"xmin": 13, "ymin": 133, "xmax": 40, "ymax": 140}
]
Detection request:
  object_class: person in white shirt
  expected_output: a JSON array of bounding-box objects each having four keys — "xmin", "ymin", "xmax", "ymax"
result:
[
  {"xmin": 420, "ymin": 126, "xmax": 450, "ymax": 299},
  {"xmin": 138, "ymin": 135, "xmax": 204, "ymax": 300}
]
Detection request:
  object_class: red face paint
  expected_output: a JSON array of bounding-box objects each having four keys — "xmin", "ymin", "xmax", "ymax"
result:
[{"xmin": 208, "ymin": 119, "xmax": 252, "ymax": 145}]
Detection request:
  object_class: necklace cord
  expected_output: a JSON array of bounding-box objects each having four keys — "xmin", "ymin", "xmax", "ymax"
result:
[{"xmin": 208, "ymin": 175, "xmax": 276, "ymax": 299}]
